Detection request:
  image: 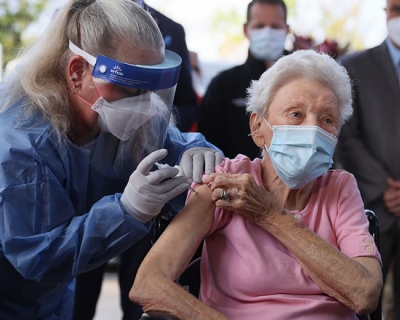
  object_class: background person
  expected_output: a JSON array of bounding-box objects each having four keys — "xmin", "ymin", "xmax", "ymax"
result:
[
  {"xmin": 335, "ymin": 0, "xmax": 400, "ymax": 318},
  {"xmin": 144, "ymin": 2, "xmax": 199, "ymax": 133},
  {"xmin": 130, "ymin": 50, "xmax": 382, "ymax": 320},
  {"xmin": 0, "ymin": 0, "xmax": 221, "ymax": 319},
  {"xmin": 198, "ymin": 0, "xmax": 290, "ymax": 160}
]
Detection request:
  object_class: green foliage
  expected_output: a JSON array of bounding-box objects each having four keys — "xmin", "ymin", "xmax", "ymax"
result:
[
  {"xmin": 319, "ymin": 1, "xmax": 365, "ymax": 51},
  {"xmin": 284, "ymin": 0, "xmax": 297, "ymax": 18},
  {"xmin": 210, "ymin": 9, "xmax": 245, "ymax": 58},
  {"xmin": 0, "ymin": 0, "xmax": 49, "ymax": 66}
]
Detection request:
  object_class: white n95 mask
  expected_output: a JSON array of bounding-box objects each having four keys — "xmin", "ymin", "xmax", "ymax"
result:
[
  {"xmin": 91, "ymin": 91, "xmax": 156, "ymax": 141},
  {"xmin": 264, "ymin": 120, "xmax": 337, "ymax": 189},
  {"xmin": 249, "ymin": 27, "xmax": 286, "ymax": 62},
  {"xmin": 388, "ymin": 16, "xmax": 400, "ymax": 48}
]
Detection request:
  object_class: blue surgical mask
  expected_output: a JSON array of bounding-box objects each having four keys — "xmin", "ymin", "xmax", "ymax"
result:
[
  {"xmin": 263, "ymin": 119, "xmax": 337, "ymax": 189},
  {"xmin": 249, "ymin": 27, "xmax": 286, "ymax": 62}
]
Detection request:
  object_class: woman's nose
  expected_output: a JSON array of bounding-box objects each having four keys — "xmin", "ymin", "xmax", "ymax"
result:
[{"xmin": 302, "ymin": 116, "xmax": 319, "ymax": 127}]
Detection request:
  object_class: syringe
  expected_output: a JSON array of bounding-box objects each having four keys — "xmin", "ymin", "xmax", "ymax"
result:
[{"xmin": 155, "ymin": 162, "xmax": 196, "ymax": 193}]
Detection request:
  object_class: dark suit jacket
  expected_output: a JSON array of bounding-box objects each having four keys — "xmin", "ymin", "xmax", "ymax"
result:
[
  {"xmin": 336, "ymin": 40, "xmax": 400, "ymax": 232},
  {"xmin": 145, "ymin": 5, "xmax": 198, "ymax": 132}
]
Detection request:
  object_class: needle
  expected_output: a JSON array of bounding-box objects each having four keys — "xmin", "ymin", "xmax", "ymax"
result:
[
  {"xmin": 155, "ymin": 162, "xmax": 196, "ymax": 193},
  {"xmin": 154, "ymin": 162, "xmax": 167, "ymax": 169}
]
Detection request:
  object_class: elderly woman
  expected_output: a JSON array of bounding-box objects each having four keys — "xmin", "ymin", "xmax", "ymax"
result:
[
  {"xmin": 130, "ymin": 50, "xmax": 383, "ymax": 320},
  {"xmin": 0, "ymin": 0, "xmax": 222, "ymax": 319}
]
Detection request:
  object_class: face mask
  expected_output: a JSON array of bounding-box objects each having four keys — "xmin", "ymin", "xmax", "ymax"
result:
[
  {"xmin": 91, "ymin": 91, "xmax": 156, "ymax": 141},
  {"xmin": 249, "ymin": 27, "xmax": 286, "ymax": 62},
  {"xmin": 263, "ymin": 119, "xmax": 337, "ymax": 189},
  {"xmin": 388, "ymin": 16, "xmax": 400, "ymax": 47}
]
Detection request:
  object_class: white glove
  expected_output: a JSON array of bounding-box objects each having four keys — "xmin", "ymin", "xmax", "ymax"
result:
[
  {"xmin": 120, "ymin": 149, "xmax": 191, "ymax": 224},
  {"xmin": 179, "ymin": 147, "xmax": 224, "ymax": 183}
]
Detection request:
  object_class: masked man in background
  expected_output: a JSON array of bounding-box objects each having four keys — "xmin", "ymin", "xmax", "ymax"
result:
[{"xmin": 198, "ymin": 0, "xmax": 290, "ymax": 160}]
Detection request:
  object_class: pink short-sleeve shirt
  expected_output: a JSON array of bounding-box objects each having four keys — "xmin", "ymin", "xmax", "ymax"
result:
[{"xmin": 191, "ymin": 155, "xmax": 381, "ymax": 320}]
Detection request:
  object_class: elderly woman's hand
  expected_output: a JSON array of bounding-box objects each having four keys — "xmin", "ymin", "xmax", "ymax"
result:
[{"xmin": 203, "ymin": 173, "xmax": 282, "ymax": 225}]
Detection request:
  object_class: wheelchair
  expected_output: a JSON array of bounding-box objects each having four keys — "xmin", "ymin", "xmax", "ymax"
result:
[{"xmin": 141, "ymin": 210, "xmax": 382, "ymax": 320}]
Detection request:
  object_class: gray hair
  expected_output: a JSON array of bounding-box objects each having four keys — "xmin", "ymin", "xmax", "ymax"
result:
[
  {"xmin": 1, "ymin": 0, "xmax": 164, "ymax": 140},
  {"xmin": 246, "ymin": 49, "xmax": 353, "ymax": 128}
]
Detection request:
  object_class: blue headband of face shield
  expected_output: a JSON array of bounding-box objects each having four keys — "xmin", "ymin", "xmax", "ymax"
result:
[{"xmin": 69, "ymin": 41, "xmax": 181, "ymax": 90}]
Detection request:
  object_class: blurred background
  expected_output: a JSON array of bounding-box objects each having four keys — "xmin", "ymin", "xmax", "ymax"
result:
[
  {"xmin": 0, "ymin": 0, "xmax": 388, "ymax": 93},
  {"xmin": 145, "ymin": 0, "xmax": 387, "ymax": 61}
]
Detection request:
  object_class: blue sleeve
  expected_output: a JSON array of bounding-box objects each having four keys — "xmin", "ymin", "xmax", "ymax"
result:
[
  {"xmin": 1, "ymin": 179, "xmax": 151, "ymax": 283},
  {"xmin": 162, "ymin": 124, "xmax": 223, "ymax": 166},
  {"xmin": 0, "ymin": 129, "xmax": 151, "ymax": 283}
]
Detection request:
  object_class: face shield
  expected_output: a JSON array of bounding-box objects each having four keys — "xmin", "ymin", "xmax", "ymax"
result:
[{"xmin": 68, "ymin": 41, "xmax": 181, "ymax": 180}]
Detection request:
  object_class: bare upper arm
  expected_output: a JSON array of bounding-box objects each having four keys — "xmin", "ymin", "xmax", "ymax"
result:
[{"xmin": 139, "ymin": 184, "xmax": 215, "ymax": 281}]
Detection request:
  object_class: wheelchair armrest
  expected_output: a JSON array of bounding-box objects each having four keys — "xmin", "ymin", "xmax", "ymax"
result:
[{"xmin": 141, "ymin": 311, "xmax": 180, "ymax": 320}]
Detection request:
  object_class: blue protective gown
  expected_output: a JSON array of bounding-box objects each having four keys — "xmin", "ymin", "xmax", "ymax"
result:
[{"xmin": 0, "ymin": 100, "xmax": 217, "ymax": 319}]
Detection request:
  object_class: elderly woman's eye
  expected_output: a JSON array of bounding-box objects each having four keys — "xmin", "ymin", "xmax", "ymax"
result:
[
  {"xmin": 324, "ymin": 118, "xmax": 333, "ymax": 124},
  {"xmin": 291, "ymin": 111, "xmax": 301, "ymax": 118}
]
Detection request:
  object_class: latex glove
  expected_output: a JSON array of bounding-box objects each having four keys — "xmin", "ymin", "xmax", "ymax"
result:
[
  {"xmin": 120, "ymin": 149, "xmax": 192, "ymax": 224},
  {"xmin": 180, "ymin": 147, "xmax": 224, "ymax": 183}
]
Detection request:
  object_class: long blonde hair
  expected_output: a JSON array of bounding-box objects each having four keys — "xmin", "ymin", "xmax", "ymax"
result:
[{"xmin": 1, "ymin": 0, "xmax": 164, "ymax": 141}]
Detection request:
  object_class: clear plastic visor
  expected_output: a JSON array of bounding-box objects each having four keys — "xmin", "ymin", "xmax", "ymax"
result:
[
  {"xmin": 69, "ymin": 41, "xmax": 181, "ymax": 90},
  {"xmin": 68, "ymin": 41, "xmax": 181, "ymax": 179},
  {"xmin": 69, "ymin": 41, "xmax": 181, "ymax": 131}
]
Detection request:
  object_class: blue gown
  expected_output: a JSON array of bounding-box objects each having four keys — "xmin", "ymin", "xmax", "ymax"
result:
[{"xmin": 0, "ymin": 100, "xmax": 218, "ymax": 319}]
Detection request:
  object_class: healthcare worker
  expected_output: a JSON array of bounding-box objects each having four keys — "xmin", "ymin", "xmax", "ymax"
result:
[{"xmin": 0, "ymin": 0, "xmax": 222, "ymax": 319}]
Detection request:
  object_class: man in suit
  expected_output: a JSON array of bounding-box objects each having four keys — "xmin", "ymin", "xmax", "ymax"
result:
[
  {"xmin": 145, "ymin": 4, "xmax": 199, "ymax": 132},
  {"xmin": 198, "ymin": 0, "xmax": 290, "ymax": 160},
  {"xmin": 335, "ymin": 0, "xmax": 400, "ymax": 318}
]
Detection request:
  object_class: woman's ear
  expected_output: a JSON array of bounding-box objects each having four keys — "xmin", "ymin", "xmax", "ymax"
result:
[
  {"xmin": 249, "ymin": 113, "xmax": 265, "ymax": 148},
  {"xmin": 67, "ymin": 56, "xmax": 87, "ymax": 90}
]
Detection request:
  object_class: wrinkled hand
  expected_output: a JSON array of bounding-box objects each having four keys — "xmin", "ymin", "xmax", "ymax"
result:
[
  {"xmin": 120, "ymin": 149, "xmax": 192, "ymax": 224},
  {"xmin": 180, "ymin": 147, "xmax": 223, "ymax": 183},
  {"xmin": 384, "ymin": 178, "xmax": 400, "ymax": 217},
  {"xmin": 202, "ymin": 173, "xmax": 282, "ymax": 226}
]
